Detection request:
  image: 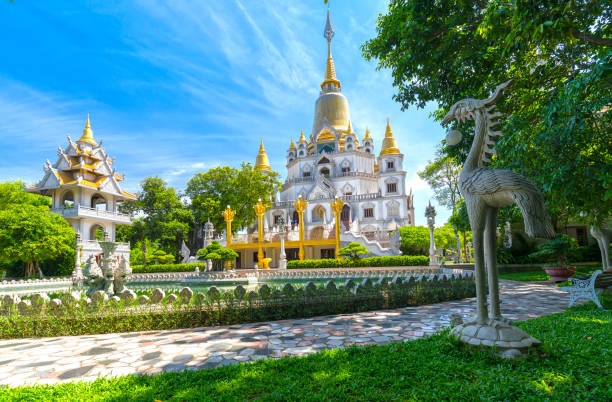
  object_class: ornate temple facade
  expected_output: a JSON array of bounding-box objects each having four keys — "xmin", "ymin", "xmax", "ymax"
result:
[
  {"xmin": 231, "ymin": 10, "xmax": 414, "ymax": 268},
  {"xmin": 26, "ymin": 115, "xmax": 135, "ymax": 278}
]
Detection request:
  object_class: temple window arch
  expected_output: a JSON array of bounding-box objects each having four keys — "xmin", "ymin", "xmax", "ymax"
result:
[
  {"xmin": 319, "ymin": 167, "xmax": 330, "ymax": 178},
  {"xmin": 90, "ymin": 224, "xmax": 106, "ymax": 241},
  {"xmin": 289, "ymin": 158, "xmax": 294, "ymax": 163},
  {"xmin": 91, "ymin": 193, "xmax": 107, "ymax": 211},
  {"xmin": 311, "ymin": 205, "xmax": 326, "ymax": 223},
  {"xmin": 386, "ymin": 200, "xmax": 400, "ymax": 217},
  {"xmin": 61, "ymin": 191, "xmax": 75, "ymax": 208},
  {"xmin": 298, "ymin": 151, "xmax": 304, "ymax": 157},
  {"xmin": 288, "ymin": 151, "xmax": 295, "ymax": 157},
  {"xmin": 318, "ymin": 156, "xmax": 330, "ymax": 165},
  {"xmin": 365, "ymin": 148, "xmax": 371, "ymax": 154}
]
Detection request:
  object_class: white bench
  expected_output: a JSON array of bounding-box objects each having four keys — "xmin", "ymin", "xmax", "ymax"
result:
[{"xmin": 567, "ymin": 270, "xmax": 612, "ymax": 309}]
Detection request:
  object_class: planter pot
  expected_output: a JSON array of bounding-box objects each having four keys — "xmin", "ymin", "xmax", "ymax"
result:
[{"xmin": 543, "ymin": 266, "xmax": 576, "ymax": 283}]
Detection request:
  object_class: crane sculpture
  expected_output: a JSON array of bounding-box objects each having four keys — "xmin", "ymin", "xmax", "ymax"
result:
[{"xmin": 441, "ymin": 80, "xmax": 555, "ymax": 358}]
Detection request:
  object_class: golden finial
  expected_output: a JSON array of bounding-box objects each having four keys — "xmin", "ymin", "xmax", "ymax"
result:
[
  {"xmin": 78, "ymin": 114, "xmax": 98, "ymax": 146},
  {"xmin": 321, "ymin": 7, "xmax": 341, "ymax": 90},
  {"xmin": 363, "ymin": 126, "xmax": 372, "ymax": 141},
  {"xmin": 255, "ymin": 138, "xmax": 271, "ymax": 171},
  {"xmin": 346, "ymin": 121, "xmax": 354, "ymax": 133},
  {"xmin": 289, "ymin": 137, "xmax": 296, "ymax": 150},
  {"xmin": 380, "ymin": 117, "xmax": 400, "ymax": 155},
  {"xmin": 298, "ymin": 129, "xmax": 306, "ymax": 143}
]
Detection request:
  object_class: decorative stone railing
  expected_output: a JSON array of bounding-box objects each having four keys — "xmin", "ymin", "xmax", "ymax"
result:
[
  {"xmin": 1, "ymin": 271, "xmax": 475, "ymax": 316},
  {"xmin": 51, "ymin": 205, "xmax": 131, "ymax": 224},
  {"xmin": 126, "ymin": 266, "xmax": 462, "ymax": 284},
  {"xmin": 0, "ymin": 277, "xmax": 73, "ymax": 296}
]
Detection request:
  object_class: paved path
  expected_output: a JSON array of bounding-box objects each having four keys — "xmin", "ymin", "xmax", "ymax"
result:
[{"xmin": 0, "ymin": 281, "xmax": 570, "ymax": 388}]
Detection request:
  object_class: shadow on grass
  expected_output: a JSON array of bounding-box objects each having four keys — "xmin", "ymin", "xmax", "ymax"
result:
[{"xmin": 3, "ymin": 297, "xmax": 611, "ymax": 401}]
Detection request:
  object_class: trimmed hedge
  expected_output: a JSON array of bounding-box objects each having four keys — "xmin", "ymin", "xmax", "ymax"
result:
[
  {"xmin": 131, "ymin": 263, "xmax": 203, "ymax": 273},
  {"xmin": 287, "ymin": 255, "xmax": 429, "ymax": 269}
]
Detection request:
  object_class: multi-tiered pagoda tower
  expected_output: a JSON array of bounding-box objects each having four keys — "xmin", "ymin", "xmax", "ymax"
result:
[{"xmin": 27, "ymin": 115, "xmax": 136, "ymax": 278}]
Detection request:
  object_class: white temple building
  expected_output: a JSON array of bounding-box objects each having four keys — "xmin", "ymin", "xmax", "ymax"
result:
[
  {"xmin": 27, "ymin": 115, "xmax": 135, "ymax": 277},
  {"xmin": 237, "ymin": 9, "xmax": 415, "ymax": 266}
]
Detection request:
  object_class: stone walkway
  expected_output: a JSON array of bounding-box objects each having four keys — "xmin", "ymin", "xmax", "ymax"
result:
[{"xmin": 0, "ymin": 281, "xmax": 571, "ymax": 388}]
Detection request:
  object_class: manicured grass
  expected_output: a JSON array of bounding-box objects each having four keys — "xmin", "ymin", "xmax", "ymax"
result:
[
  {"xmin": 499, "ymin": 266, "xmax": 600, "ymax": 283},
  {"xmin": 2, "ymin": 296, "xmax": 609, "ymax": 401}
]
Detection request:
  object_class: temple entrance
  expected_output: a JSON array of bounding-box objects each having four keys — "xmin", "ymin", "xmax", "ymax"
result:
[
  {"xmin": 321, "ymin": 248, "xmax": 335, "ymax": 259},
  {"xmin": 341, "ymin": 205, "xmax": 350, "ymax": 230},
  {"xmin": 286, "ymin": 248, "xmax": 299, "ymax": 261}
]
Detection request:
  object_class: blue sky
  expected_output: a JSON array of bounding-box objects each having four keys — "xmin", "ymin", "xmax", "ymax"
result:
[{"xmin": 0, "ymin": 1, "xmax": 450, "ymax": 226}]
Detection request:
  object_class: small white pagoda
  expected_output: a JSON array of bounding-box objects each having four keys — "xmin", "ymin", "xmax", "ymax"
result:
[{"xmin": 27, "ymin": 115, "xmax": 136, "ymax": 279}]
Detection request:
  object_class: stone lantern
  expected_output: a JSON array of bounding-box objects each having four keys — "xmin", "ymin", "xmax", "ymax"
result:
[{"xmin": 425, "ymin": 201, "xmax": 438, "ymax": 266}]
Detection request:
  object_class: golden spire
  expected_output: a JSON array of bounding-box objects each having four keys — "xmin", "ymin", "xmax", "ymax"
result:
[
  {"xmin": 363, "ymin": 126, "xmax": 372, "ymax": 141},
  {"xmin": 298, "ymin": 129, "xmax": 306, "ymax": 143},
  {"xmin": 380, "ymin": 118, "xmax": 400, "ymax": 155},
  {"xmin": 346, "ymin": 121, "xmax": 354, "ymax": 133},
  {"xmin": 255, "ymin": 138, "xmax": 271, "ymax": 171},
  {"xmin": 289, "ymin": 137, "xmax": 296, "ymax": 151},
  {"xmin": 78, "ymin": 114, "xmax": 98, "ymax": 146},
  {"xmin": 321, "ymin": 8, "xmax": 341, "ymax": 90}
]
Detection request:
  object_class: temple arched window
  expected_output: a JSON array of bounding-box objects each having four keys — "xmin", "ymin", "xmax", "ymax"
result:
[
  {"xmin": 320, "ymin": 167, "xmax": 330, "ymax": 178},
  {"xmin": 91, "ymin": 194, "xmax": 107, "ymax": 211},
  {"xmin": 62, "ymin": 191, "xmax": 74, "ymax": 208}
]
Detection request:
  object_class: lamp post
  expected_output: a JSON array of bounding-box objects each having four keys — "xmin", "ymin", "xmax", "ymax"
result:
[
  {"xmin": 330, "ymin": 197, "xmax": 344, "ymax": 260},
  {"xmin": 278, "ymin": 215, "xmax": 287, "ymax": 270},
  {"xmin": 294, "ymin": 196, "xmax": 308, "ymax": 260},
  {"xmin": 254, "ymin": 199, "xmax": 267, "ymax": 267},
  {"xmin": 222, "ymin": 205, "xmax": 235, "ymax": 270},
  {"xmin": 425, "ymin": 201, "xmax": 438, "ymax": 266}
]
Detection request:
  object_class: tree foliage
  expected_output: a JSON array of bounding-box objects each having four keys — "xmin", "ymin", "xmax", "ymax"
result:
[
  {"xmin": 339, "ymin": 242, "xmax": 370, "ymax": 260},
  {"xmin": 417, "ymin": 154, "xmax": 461, "ymax": 210},
  {"xmin": 197, "ymin": 241, "xmax": 239, "ymax": 271},
  {"xmin": 363, "ymin": 0, "xmax": 611, "ymax": 227},
  {"xmin": 186, "ymin": 163, "xmax": 281, "ymax": 233},
  {"xmin": 0, "ymin": 182, "xmax": 75, "ymax": 277},
  {"xmin": 120, "ymin": 177, "xmax": 192, "ymax": 260}
]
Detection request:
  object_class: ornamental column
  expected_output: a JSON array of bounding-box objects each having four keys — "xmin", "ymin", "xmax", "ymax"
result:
[
  {"xmin": 330, "ymin": 197, "xmax": 344, "ymax": 260},
  {"xmin": 254, "ymin": 199, "xmax": 267, "ymax": 267},
  {"xmin": 294, "ymin": 196, "xmax": 308, "ymax": 260},
  {"xmin": 425, "ymin": 201, "xmax": 438, "ymax": 266},
  {"xmin": 222, "ymin": 205, "xmax": 235, "ymax": 270}
]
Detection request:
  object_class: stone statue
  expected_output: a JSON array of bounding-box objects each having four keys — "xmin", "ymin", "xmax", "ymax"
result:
[
  {"xmin": 180, "ymin": 240, "xmax": 191, "ymax": 263},
  {"xmin": 503, "ymin": 221, "xmax": 512, "ymax": 249},
  {"xmin": 390, "ymin": 229, "xmax": 402, "ymax": 255},
  {"xmin": 441, "ymin": 80, "xmax": 555, "ymax": 357},
  {"xmin": 83, "ymin": 242, "xmax": 132, "ymax": 297},
  {"xmin": 425, "ymin": 202, "xmax": 437, "ymax": 265},
  {"xmin": 590, "ymin": 226, "xmax": 611, "ymax": 271},
  {"xmin": 82, "ymin": 256, "xmax": 105, "ymax": 297}
]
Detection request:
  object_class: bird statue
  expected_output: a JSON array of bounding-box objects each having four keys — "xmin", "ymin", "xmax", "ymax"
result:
[{"xmin": 441, "ymin": 80, "xmax": 555, "ymax": 357}]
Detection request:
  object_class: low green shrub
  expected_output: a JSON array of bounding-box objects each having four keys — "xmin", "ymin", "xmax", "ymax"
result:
[
  {"xmin": 287, "ymin": 255, "xmax": 429, "ymax": 269},
  {"xmin": 0, "ymin": 277, "xmax": 473, "ymax": 339},
  {"xmin": 131, "ymin": 263, "xmax": 203, "ymax": 273}
]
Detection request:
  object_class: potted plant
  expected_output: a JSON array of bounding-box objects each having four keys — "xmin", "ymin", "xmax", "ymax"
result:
[{"xmin": 529, "ymin": 234, "xmax": 577, "ymax": 282}]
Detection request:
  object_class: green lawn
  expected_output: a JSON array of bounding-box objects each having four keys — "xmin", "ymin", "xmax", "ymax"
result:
[
  {"xmin": 499, "ymin": 266, "xmax": 600, "ymax": 283},
  {"xmin": 1, "ymin": 297, "xmax": 610, "ymax": 401}
]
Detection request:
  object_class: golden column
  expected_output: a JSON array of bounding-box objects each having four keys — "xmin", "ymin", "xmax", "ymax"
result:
[
  {"xmin": 222, "ymin": 205, "xmax": 235, "ymax": 270},
  {"xmin": 254, "ymin": 199, "xmax": 267, "ymax": 265},
  {"xmin": 330, "ymin": 197, "xmax": 344, "ymax": 259},
  {"xmin": 293, "ymin": 196, "xmax": 308, "ymax": 260}
]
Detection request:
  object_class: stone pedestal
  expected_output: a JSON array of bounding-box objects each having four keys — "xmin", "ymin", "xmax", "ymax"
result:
[{"xmin": 451, "ymin": 318, "xmax": 541, "ymax": 359}]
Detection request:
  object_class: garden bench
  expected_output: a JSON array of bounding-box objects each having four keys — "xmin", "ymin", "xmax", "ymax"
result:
[{"xmin": 567, "ymin": 270, "xmax": 612, "ymax": 309}]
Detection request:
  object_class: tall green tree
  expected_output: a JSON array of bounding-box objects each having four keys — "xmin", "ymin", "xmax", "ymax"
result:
[
  {"xmin": 186, "ymin": 163, "xmax": 281, "ymax": 234},
  {"xmin": 121, "ymin": 177, "xmax": 192, "ymax": 259},
  {"xmin": 418, "ymin": 153, "xmax": 463, "ymax": 260},
  {"xmin": 0, "ymin": 182, "xmax": 75, "ymax": 277},
  {"xmin": 363, "ymin": 0, "xmax": 611, "ymax": 230}
]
